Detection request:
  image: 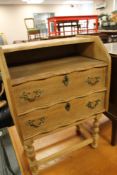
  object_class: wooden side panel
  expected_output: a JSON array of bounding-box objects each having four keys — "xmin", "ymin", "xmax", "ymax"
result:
[
  {"xmin": 77, "ymin": 35, "xmax": 111, "ymax": 111},
  {"xmin": 0, "ymin": 48, "xmax": 23, "ymax": 141},
  {"xmin": 77, "ymin": 35, "xmax": 111, "ymax": 63}
]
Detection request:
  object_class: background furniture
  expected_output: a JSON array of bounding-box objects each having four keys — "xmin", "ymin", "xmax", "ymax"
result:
[
  {"xmin": 0, "ymin": 33, "xmax": 7, "ymax": 45},
  {"xmin": 24, "ymin": 18, "xmax": 40, "ymax": 41},
  {"xmin": 100, "ymin": 30, "xmax": 117, "ymax": 42},
  {"xmin": 0, "ymin": 36, "xmax": 110, "ymax": 175},
  {"xmin": 104, "ymin": 43, "xmax": 117, "ymax": 145},
  {"xmin": 48, "ymin": 15, "xmax": 98, "ymax": 36}
]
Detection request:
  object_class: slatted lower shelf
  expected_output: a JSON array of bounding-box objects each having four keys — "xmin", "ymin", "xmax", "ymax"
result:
[{"xmin": 36, "ymin": 138, "xmax": 93, "ymax": 165}]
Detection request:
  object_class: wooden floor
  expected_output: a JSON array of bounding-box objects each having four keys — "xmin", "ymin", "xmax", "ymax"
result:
[{"xmin": 9, "ymin": 120, "xmax": 117, "ymax": 175}]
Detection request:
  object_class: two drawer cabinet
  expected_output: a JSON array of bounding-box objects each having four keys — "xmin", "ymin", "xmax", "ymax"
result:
[
  {"xmin": 13, "ymin": 63, "xmax": 107, "ymax": 115},
  {"xmin": 0, "ymin": 36, "xmax": 111, "ymax": 175}
]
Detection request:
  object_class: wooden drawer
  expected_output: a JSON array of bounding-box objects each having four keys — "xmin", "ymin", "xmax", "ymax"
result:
[
  {"xmin": 13, "ymin": 67, "xmax": 106, "ymax": 115},
  {"xmin": 19, "ymin": 91, "xmax": 105, "ymax": 140}
]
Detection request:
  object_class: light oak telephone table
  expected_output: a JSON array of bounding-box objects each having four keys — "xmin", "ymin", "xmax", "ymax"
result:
[{"xmin": 0, "ymin": 36, "xmax": 111, "ymax": 175}]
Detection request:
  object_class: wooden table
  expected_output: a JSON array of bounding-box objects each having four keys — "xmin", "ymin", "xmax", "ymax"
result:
[
  {"xmin": 104, "ymin": 43, "xmax": 117, "ymax": 145},
  {"xmin": 48, "ymin": 15, "xmax": 98, "ymax": 36}
]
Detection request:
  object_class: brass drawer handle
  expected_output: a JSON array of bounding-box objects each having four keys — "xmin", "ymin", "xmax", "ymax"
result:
[
  {"xmin": 65, "ymin": 102, "xmax": 71, "ymax": 111},
  {"xmin": 87, "ymin": 99, "xmax": 101, "ymax": 109},
  {"xmin": 87, "ymin": 76, "xmax": 100, "ymax": 85},
  {"xmin": 63, "ymin": 75, "xmax": 69, "ymax": 86},
  {"xmin": 20, "ymin": 89, "xmax": 42, "ymax": 102},
  {"xmin": 26, "ymin": 117, "xmax": 45, "ymax": 128}
]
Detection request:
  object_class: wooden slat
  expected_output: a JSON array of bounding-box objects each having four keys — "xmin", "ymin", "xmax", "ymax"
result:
[{"xmin": 36, "ymin": 138, "xmax": 93, "ymax": 165}]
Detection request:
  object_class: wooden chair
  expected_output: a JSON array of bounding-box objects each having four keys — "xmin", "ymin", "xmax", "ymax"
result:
[
  {"xmin": 24, "ymin": 18, "xmax": 40, "ymax": 41},
  {"xmin": 0, "ymin": 33, "xmax": 7, "ymax": 45}
]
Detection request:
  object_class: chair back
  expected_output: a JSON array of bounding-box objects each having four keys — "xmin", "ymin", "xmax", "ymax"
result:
[
  {"xmin": 24, "ymin": 18, "xmax": 35, "ymax": 30},
  {"xmin": 0, "ymin": 33, "xmax": 7, "ymax": 45}
]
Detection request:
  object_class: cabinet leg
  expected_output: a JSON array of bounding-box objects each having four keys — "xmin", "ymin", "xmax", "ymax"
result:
[
  {"xmin": 91, "ymin": 116, "xmax": 100, "ymax": 148},
  {"xmin": 111, "ymin": 120, "xmax": 117, "ymax": 146},
  {"xmin": 24, "ymin": 140, "xmax": 38, "ymax": 175}
]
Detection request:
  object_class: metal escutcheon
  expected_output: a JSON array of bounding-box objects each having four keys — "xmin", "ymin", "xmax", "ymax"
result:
[
  {"xmin": 63, "ymin": 75, "xmax": 69, "ymax": 86},
  {"xmin": 65, "ymin": 102, "xmax": 71, "ymax": 111}
]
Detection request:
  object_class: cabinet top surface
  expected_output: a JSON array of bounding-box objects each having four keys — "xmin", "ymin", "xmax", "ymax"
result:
[{"xmin": 2, "ymin": 37, "xmax": 94, "ymax": 53}]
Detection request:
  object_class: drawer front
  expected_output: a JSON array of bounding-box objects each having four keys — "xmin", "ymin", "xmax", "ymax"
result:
[
  {"xmin": 19, "ymin": 92, "xmax": 105, "ymax": 140},
  {"xmin": 13, "ymin": 67, "xmax": 106, "ymax": 115}
]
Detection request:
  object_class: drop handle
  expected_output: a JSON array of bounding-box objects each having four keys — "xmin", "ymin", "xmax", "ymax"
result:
[
  {"xmin": 87, "ymin": 76, "xmax": 100, "ymax": 85},
  {"xmin": 20, "ymin": 89, "xmax": 42, "ymax": 102},
  {"xmin": 86, "ymin": 99, "xmax": 101, "ymax": 109},
  {"xmin": 63, "ymin": 75, "xmax": 69, "ymax": 86},
  {"xmin": 26, "ymin": 117, "xmax": 45, "ymax": 128}
]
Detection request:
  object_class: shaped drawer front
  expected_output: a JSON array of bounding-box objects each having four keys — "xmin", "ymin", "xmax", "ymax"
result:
[
  {"xmin": 18, "ymin": 91, "xmax": 106, "ymax": 140},
  {"xmin": 13, "ymin": 67, "xmax": 106, "ymax": 115}
]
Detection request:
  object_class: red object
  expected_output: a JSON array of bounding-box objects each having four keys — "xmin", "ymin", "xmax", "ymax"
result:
[{"xmin": 48, "ymin": 15, "xmax": 98, "ymax": 36}]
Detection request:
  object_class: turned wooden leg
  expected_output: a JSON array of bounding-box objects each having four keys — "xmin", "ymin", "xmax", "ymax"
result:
[
  {"xmin": 91, "ymin": 116, "xmax": 100, "ymax": 148},
  {"xmin": 24, "ymin": 140, "xmax": 38, "ymax": 175}
]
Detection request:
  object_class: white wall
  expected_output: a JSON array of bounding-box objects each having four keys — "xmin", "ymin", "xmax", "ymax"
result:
[
  {"xmin": 114, "ymin": 0, "xmax": 117, "ymax": 10},
  {"xmin": 94, "ymin": 0, "xmax": 114, "ymax": 15},
  {"xmin": 0, "ymin": 3, "xmax": 95, "ymax": 43},
  {"xmin": 0, "ymin": 1, "xmax": 114, "ymax": 44}
]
